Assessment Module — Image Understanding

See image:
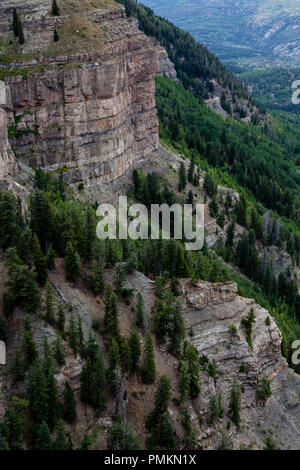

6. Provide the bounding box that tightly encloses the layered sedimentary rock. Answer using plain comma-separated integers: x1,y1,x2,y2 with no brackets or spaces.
0,1,160,186
181,279,300,449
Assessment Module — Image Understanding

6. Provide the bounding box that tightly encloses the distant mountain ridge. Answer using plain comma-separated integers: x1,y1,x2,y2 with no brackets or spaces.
141,0,300,68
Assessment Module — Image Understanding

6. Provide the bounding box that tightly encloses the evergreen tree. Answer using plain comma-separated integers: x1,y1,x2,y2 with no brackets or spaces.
156,411,176,449
45,365,60,430
68,313,78,355
52,0,60,16
226,221,235,248
92,351,106,409
12,8,19,37
104,285,120,340
90,260,104,296
136,292,144,328
109,337,120,371
228,379,241,430
17,15,25,45
52,420,72,450
32,234,48,286
120,338,132,374
182,341,201,398
54,334,65,366
179,361,190,402
188,156,195,184
23,316,37,367
256,375,272,401
63,382,76,424
57,304,65,333
178,162,187,192
187,189,194,205
10,353,24,383
80,433,92,450
36,421,52,450
27,360,49,425
132,169,141,198
47,243,56,271
53,29,59,42
108,420,141,450
65,241,81,283
129,323,141,372
45,281,55,325
168,301,185,356
141,332,156,384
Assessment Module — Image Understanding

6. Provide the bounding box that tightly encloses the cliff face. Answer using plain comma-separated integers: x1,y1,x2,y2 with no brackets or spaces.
180,279,300,450
0,1,159,186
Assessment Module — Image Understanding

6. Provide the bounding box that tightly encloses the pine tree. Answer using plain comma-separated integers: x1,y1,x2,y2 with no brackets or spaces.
179,361,190,402
10,353,24,383
178,162,187,192
63,381,76,424
90,260,104,296
226,221,235,248
157,411,176,449
104,286,120,340
52,0,60,16
129,323,141,373
188,156,195,184
80,358,93,404
108,420,141,450
168,301,185,356
136,292,144,328
23,316,37,367
92,351,106,409
68,314,78,355
228,379,241,430
45,366,60,430
183,341,201,398
17,16,25,45
187,189,194,204
45,281,55,325
141,332,156,384
53,29,59,42
52,420,72,450
120,338,132,374
77,315,85,356
32,233,48,286
109,337,120,371
46,243,56,271
65,241,81,283
57,304,65,333
36,421,52,450
54,334,65,366
12,8,19,37
80,433,92,450
132,169,141,198
27,360,49,425
146,375,171,431
83,207,95,262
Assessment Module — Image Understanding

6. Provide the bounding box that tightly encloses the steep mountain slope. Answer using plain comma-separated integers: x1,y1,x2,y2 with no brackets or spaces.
0,0,299,453
141,0,300,68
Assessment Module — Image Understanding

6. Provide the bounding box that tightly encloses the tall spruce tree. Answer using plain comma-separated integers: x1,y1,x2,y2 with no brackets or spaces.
178,162,187,192
141,332,156,384
52,0,60,16
129,323,141,373
63,381,76,424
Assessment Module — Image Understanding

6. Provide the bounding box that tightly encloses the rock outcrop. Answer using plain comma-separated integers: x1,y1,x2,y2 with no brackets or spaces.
181,280,300,449
0,1,160,186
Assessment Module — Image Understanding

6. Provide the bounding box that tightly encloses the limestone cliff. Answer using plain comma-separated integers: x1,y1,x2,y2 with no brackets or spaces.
0,0,159,186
